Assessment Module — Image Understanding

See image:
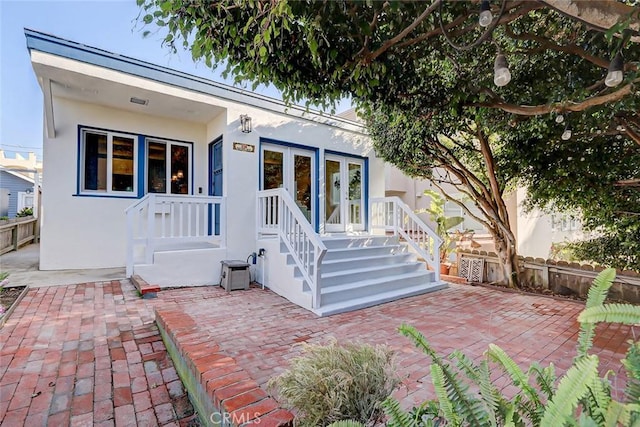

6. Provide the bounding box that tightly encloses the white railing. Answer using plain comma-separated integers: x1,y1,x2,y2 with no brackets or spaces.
370,197,443,282
257,188,327,309
125,194,226,277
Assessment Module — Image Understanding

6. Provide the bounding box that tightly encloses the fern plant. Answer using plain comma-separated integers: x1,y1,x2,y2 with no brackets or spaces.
383,268,640,427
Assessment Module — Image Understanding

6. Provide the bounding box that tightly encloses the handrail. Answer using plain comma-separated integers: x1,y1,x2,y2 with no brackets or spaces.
125,194,226,277
257,188,327,309
370,196,443,282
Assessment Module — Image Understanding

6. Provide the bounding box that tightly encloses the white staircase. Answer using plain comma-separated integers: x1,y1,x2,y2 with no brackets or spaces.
294,235,446,316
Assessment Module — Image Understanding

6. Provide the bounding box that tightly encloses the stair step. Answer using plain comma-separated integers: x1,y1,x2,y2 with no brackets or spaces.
320,253,416,273
313,282,447,316
322,244,403,261
320,263,424,287
320,271,435,305
321,235,398,249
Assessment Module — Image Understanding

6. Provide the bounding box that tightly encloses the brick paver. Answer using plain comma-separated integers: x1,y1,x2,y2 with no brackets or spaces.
0,280,197,426
0,279,636,425
155,283,635,409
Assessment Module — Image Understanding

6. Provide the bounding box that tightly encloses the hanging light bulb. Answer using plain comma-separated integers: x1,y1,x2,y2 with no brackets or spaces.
494,53,511,87
605,52,624,87
561,126,572,140
479,0,492,27
555,114,564,124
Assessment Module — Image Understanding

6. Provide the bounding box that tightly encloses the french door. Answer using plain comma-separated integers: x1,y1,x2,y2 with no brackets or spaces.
324,155,364,232
261,145,315,227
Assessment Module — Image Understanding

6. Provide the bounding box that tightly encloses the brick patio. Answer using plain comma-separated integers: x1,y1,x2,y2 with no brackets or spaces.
0,279,635,425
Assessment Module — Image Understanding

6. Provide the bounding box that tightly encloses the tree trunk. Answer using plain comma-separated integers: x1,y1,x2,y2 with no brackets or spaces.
491,227,520,288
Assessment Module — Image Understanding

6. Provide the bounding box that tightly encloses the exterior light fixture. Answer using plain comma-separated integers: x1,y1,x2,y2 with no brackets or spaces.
130,97,148,106
555,114,564,124
479,0,492,27
240,114,252,133
605,52,624,87
561,126,572,140
494,53,511,87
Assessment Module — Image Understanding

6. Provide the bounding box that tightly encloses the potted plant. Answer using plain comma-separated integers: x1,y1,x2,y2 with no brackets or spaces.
422,190,464,275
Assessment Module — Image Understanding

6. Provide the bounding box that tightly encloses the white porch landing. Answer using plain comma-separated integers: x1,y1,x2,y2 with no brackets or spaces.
132,242,226,288
258,234,447,316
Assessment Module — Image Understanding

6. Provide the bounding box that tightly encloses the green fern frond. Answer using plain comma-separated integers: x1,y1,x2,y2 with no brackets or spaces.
580,376,611,425
578,304,640,325
529,362,557,400
585,268,616,309
400,324,489,426
381,398,415,427
623,342,640,404
486,344,542,424
431,364,460,427
540,355,600,427
576,268,617,358
399,324,441,362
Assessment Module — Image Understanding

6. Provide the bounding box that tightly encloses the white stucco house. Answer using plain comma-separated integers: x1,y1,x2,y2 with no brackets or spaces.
26,29,445,315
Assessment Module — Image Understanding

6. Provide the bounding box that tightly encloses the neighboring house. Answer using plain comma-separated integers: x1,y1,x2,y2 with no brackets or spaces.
26,29,445,316
0,167,37,218
385,164,584,260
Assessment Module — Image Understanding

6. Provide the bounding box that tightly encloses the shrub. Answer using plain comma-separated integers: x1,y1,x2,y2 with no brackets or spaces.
16,207,33,217
383,268,640,427
268,339,401,426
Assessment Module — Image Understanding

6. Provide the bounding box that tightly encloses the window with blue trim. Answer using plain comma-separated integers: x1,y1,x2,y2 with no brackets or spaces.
146,139,191,194
80,129,137,195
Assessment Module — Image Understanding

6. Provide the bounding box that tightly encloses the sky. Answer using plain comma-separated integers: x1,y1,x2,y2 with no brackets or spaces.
0,0,351,160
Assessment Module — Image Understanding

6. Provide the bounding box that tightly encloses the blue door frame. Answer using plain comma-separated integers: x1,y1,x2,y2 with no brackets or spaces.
208,137,223,235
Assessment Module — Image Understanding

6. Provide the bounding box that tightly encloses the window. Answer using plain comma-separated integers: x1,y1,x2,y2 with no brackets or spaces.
146,139,191,195
81,129,137,195
551,214,581,231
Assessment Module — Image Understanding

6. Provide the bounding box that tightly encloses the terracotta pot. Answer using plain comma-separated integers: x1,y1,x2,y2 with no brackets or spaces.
440,264,450,275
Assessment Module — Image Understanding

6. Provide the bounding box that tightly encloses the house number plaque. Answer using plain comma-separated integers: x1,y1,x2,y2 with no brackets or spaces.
233,142,255,153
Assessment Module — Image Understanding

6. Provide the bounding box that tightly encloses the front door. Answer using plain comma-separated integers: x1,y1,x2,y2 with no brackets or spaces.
261,145,315,227
324,155,364,233
209,137,223,235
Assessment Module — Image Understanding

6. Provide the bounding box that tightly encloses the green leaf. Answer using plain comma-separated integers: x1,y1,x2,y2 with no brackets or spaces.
540,355,599,427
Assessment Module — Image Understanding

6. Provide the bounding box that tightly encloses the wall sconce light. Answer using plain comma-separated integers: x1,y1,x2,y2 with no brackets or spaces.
177,170,184,179
240,114,252,133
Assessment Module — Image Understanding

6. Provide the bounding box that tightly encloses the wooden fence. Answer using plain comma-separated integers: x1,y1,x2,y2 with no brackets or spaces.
0,217,38,255
458,249,640,304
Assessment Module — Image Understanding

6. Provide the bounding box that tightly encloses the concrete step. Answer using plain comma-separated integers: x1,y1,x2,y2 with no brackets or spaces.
320,262,425,287
320,253,415,273
322,244,403,261
320,271,435,305
321,235,398,249
313,281,447,317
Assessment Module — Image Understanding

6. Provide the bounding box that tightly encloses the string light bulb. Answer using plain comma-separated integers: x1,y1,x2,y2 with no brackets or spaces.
555,114,564,123
494,53,511,87
605,52,624,87
561,126,572,140
479,0,492,27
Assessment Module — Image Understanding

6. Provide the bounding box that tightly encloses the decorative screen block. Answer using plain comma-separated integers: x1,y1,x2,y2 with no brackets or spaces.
460,258,484,283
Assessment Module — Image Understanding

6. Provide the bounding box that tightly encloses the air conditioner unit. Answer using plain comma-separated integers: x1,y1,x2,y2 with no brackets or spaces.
220,260,250,291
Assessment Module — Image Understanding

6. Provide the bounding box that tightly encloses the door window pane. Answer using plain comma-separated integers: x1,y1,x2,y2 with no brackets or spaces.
325,159,341,224
348,163,362,225
171,145,189,194
294,154,312,221
148,142,166,193
263,150,284,190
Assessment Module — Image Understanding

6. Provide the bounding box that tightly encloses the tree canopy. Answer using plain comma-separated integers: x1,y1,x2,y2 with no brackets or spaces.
138,0,640,273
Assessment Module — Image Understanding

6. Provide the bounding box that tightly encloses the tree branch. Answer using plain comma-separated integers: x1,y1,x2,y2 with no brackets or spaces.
430,180,494,231
475,80,637,115
365,0,441,62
